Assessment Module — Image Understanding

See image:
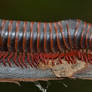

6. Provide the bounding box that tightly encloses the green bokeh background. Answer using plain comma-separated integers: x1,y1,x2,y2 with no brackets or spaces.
0,0,92,92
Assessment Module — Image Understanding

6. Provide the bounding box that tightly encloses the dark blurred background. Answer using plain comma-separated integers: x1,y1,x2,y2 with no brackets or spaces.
0,0,92,92
0,0,92,22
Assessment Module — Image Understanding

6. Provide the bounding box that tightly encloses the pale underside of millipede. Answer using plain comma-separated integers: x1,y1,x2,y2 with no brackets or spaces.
0,19,92,82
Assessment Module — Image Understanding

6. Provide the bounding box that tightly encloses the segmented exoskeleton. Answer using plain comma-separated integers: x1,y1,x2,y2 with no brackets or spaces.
0,19,92,68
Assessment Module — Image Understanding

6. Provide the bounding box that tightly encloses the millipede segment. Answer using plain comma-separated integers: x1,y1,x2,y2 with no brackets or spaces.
0,19,91,68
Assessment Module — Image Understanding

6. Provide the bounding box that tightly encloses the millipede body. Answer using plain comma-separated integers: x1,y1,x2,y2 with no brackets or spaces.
0,19,92,70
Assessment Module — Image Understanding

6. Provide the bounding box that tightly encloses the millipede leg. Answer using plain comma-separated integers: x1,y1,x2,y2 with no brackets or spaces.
7,52,13,67
30,54,37,68
13,52,19,67
18,53,24,68
2,52,8,66
22,53,27,68
27,53,33,67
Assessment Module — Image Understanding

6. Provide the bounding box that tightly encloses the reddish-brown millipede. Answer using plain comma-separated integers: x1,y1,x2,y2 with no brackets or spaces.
0,19,92,68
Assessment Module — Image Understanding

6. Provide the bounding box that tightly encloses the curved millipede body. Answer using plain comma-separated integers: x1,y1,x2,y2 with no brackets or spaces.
0,19,92,68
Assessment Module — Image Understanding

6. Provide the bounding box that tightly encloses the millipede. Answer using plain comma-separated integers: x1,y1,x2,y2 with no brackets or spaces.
0,19,92,69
